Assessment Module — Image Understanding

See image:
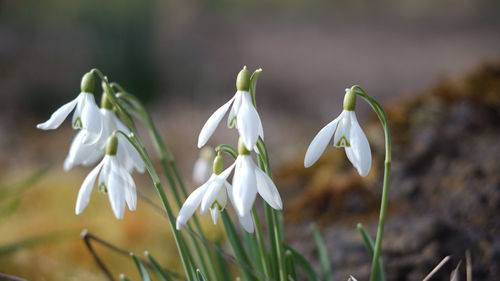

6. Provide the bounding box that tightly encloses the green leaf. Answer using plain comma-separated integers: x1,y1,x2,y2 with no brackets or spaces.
196,269,207,281
145,251,174,281
130,253,152,281
249,69,262,108
214,241,233,281
311,224,333,281
357,223,386,281
284,250,297,281
284,245,321,281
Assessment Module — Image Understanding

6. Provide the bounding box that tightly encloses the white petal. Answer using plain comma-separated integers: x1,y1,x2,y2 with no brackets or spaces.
80,93,103,144
37,96,79,130
347,112,371,177
123,167,137,211
72,93,86,129
107,158,126,219
209,208,219,224
64,130,104,171
237,93,261,150
115,115,145,173
333,110,350,148
198,96,235,148
98,156,112,189
304,113,342,168
200,163,234,213
75,160,104,215
176,179,211,230
255,166,282,210
227,91,242,128
238,212,254,233
200,178,224,214
232,156,257,217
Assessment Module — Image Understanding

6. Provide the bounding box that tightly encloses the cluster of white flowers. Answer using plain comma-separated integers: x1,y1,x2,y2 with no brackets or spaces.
37,72,144,219
177,66,282,233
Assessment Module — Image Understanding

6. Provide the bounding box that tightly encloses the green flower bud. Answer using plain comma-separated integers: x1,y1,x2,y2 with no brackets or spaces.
343,87,357,111
105,134,118,156
236,66,250,91
238,138,250,155
101,93,113,110
81,72,95,93
213,155,224,175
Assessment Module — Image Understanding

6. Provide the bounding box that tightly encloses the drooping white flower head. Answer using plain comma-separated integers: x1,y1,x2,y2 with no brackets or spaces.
230,139,282,218
177,155,255,232
63,96,145,174
192,147,215,185
75,134,137,219
37,72,102,143
198,66,264,151
304,88,372,177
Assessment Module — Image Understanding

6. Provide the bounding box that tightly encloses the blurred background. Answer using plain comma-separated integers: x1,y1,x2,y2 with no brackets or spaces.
1,0,499,280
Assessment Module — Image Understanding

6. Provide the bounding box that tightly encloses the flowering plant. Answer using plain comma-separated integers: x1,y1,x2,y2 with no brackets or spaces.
37,67,393,281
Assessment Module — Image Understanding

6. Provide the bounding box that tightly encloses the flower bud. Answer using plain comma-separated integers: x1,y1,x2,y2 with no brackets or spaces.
343,87,357,111
100,92,113,110
105,134,118,156
81,72,95,93
238,138,250,155
236,66,250,91
212,155,224,175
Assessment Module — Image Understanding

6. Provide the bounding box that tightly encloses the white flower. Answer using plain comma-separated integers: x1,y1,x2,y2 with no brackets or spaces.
75,153,137,219
63,108,145,174
176,163,255,232
197,90,264,151
230,152,282,218
37,72,102,143
347,276,357,281
304,109,372,177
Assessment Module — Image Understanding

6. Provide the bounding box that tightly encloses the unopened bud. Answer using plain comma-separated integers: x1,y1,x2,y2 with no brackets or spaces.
105,134,118,156
236,66,250,91
81,72,95,93
237,138,250,155
343,87,357,111
213,155,224,175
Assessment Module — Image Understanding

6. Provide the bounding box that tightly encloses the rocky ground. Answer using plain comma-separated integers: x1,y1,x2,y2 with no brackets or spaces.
279,62,500,280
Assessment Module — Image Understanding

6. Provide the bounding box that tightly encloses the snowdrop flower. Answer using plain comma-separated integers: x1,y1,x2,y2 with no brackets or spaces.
230,139,282,217
304,88,372,177
347,276,357,281
192,147,215,185
75,134,137,219
63,94,145,174
37,72,102,143
198,66,264,151
177,155,254,232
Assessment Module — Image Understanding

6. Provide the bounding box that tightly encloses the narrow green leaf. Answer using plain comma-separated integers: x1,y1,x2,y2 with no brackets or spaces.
284,250,297,281
249,69,262,108
357,223,386,281
284,245,320,281
221,211,255,281
130,253,152,281
243,231,263,272
311,224,333,281
214,241,233,281
145,251,174,281
196,269,207,281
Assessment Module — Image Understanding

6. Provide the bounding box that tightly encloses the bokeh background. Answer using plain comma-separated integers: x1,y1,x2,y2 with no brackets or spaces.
1,0,500,280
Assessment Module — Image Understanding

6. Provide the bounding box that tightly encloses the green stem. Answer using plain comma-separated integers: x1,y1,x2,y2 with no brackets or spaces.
111,83,217,280
251,208,271,278
91,69,195,281
256,138,286,281
352,85,391,281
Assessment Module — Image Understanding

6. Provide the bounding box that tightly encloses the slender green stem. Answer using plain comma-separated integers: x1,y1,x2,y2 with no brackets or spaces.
91,69,195,281
251,208,271,278
111,83,217,280
256,138,286,281
352,85,391,281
